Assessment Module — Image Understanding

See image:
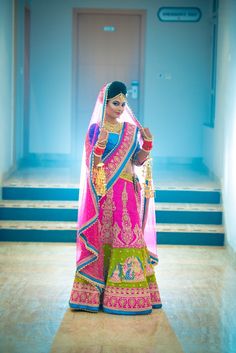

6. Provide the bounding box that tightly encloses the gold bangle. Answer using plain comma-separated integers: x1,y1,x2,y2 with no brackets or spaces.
141,131,152,141
97,139,107,146
96,143,106,149
143,136,153,142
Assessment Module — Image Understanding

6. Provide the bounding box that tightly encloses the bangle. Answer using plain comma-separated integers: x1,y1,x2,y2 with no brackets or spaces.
143,136,152,142
141,130,152,141
97,143,106,149
142,140,153,151
97,139,107,147
94,145,105,156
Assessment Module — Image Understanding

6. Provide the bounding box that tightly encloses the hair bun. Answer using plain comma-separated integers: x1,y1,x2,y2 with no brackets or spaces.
107,81,127,99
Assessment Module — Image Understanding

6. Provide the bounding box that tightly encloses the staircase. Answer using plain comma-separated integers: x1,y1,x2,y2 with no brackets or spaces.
0,178,224,246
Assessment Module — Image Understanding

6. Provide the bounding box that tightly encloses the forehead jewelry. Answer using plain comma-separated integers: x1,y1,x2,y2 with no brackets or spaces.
107,93,127,103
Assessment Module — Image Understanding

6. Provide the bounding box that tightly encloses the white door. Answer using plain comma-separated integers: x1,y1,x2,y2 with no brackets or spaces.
73,11,144,160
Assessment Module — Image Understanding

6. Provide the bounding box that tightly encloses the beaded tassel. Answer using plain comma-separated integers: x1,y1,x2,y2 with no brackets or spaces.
143,158,154,198
94,163,106,196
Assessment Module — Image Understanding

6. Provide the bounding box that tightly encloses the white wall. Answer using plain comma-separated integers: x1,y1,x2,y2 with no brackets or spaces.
0,0,14,195
203,0,236,252
29,0,212,163
145,0,211,161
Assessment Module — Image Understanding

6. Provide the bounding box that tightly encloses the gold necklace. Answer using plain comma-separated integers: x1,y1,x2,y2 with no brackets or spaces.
103,120,122,133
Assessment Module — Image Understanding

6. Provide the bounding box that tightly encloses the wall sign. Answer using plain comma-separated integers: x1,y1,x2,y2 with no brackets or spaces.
103,26,116,32
157,7,202,22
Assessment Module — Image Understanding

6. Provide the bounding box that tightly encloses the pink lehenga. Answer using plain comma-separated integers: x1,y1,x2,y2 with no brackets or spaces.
69,84,162,315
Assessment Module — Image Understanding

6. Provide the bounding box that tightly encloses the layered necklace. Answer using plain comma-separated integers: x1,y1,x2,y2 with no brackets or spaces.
103,120,123,133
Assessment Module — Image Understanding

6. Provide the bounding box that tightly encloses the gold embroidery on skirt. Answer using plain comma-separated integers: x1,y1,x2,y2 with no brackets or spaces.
120,182,133,245
101,188,116,243
133,223,144,247
113,222,121,240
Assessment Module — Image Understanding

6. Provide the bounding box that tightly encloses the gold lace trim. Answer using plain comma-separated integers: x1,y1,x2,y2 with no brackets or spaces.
119,171,134,182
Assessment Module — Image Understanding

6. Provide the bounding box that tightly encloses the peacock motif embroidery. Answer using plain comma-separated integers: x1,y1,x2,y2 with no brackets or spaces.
109,256,145,283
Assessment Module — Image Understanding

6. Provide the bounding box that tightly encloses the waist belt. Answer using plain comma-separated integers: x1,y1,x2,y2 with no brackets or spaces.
119,171,134,182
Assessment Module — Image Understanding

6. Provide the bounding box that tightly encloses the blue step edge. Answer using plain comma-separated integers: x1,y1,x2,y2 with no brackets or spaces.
155,190,221,203
2,187,79,201
0,229,224,246
157,232,224,246
0,208,222,225
2,187,221,203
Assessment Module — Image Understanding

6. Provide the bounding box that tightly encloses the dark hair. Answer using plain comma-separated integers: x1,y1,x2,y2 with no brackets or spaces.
107,81,127,100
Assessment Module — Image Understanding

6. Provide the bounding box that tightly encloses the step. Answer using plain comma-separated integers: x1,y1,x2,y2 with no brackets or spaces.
2,186,79,201
0,200,78,208
0,221,224,246
156,203,223,224
155,189,221,203
0,200,223,224
0,200,78,221
156,223,224,246
0,220,76,242
2,184,221,203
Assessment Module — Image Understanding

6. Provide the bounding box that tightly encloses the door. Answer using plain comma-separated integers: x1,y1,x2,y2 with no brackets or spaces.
72,10,145,160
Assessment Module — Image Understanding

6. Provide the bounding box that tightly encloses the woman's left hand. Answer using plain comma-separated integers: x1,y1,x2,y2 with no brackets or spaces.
140,128,152,141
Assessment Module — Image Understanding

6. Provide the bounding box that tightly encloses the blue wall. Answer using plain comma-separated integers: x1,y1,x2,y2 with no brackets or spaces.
0,0,14,196
27,0,212,164
203,0,236,252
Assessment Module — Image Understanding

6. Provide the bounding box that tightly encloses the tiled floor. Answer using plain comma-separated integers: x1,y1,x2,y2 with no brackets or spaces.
0,243,235,353
0,165,230,352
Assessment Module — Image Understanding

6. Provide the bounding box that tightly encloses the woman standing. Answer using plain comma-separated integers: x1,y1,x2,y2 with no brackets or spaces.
69,81,162,315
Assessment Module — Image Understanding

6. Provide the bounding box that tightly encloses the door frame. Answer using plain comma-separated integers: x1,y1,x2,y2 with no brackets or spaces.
71,8,146,160
23,5,31,158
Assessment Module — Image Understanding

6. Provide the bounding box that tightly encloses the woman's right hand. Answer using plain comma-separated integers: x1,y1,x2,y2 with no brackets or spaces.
97,127,109,146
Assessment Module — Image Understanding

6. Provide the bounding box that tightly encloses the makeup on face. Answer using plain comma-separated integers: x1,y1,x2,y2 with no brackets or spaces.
106,96,127,120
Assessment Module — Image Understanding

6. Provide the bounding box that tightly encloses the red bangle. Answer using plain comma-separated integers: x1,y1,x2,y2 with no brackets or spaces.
142,140,153,151
94,145,105,156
